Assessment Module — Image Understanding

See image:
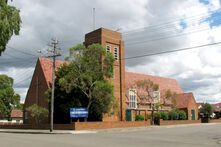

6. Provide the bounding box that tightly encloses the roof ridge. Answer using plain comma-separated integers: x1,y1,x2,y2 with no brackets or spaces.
125,71,177,81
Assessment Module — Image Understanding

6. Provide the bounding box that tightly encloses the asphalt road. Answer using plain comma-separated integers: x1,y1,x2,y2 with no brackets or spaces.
0,123,221,147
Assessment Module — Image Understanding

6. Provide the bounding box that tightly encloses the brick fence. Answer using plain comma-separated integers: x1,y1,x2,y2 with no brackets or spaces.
0,119,220,130
73,121,150,130
0,121,150,130
160,120,201,125
210,119,221,123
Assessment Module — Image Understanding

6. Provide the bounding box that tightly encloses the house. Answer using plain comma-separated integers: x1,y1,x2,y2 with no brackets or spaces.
175,93,198,120
0,109,23,124
24,27,197,124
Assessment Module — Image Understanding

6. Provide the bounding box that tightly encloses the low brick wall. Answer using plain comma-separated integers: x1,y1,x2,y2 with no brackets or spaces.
73,121,150,130
0,123,73,130
210,119,221,123
160,120,201,126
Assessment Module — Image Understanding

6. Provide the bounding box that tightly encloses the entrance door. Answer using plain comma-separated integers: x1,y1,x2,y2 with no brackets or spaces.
126,109,132,121
191,109,195,120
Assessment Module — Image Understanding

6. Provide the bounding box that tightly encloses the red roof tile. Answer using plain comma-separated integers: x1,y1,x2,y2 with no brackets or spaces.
125,72,183,105
212,102,221,111
125,72,183,94
175,93,195,108
11,109,23,118
39,57,65,87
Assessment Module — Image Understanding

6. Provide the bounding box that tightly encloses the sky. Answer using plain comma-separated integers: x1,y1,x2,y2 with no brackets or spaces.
0,0,221,103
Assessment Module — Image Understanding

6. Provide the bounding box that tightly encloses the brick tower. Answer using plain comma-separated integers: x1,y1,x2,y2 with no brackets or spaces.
84,28,126,121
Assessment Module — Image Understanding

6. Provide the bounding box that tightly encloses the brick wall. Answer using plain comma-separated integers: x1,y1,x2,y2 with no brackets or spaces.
0,121,150,130
74,121,150,130
160,120,200,125
210,119,221,123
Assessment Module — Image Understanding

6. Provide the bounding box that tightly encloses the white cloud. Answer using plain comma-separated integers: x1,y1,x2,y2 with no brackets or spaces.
1,0,221,103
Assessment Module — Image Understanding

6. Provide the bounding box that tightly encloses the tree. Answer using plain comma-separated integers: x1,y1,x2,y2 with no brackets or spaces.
27,104,49,125
135,80,177,124
57,44,115,121
200,103,214,117
0,0,21,55
0,74,20,119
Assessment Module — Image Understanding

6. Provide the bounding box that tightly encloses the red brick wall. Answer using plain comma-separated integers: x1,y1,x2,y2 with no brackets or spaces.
210,119,221,123
161,120,200,125
24,59,50,124
187,95,198,120
74,121,150,130
85,28,126,121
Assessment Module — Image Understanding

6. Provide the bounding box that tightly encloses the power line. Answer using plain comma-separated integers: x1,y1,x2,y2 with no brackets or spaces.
6,46,37,57
124,41,221,60
122,8,221,35
125,26,211,46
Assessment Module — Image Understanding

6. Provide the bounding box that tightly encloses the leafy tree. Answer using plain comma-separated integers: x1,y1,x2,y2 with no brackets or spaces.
160,111,169,120
135,80,177,124
168,109,179,120
200,103,214,117
135,115,144,121
27,104,49,125
56,44,115,122
0,0,21,55
0,74,20,119
178,110,187,120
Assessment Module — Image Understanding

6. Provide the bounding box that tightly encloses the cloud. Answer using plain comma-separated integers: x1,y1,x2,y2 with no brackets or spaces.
1,0,221,103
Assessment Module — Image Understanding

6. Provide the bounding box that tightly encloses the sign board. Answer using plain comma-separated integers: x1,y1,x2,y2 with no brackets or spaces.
70,108,88,118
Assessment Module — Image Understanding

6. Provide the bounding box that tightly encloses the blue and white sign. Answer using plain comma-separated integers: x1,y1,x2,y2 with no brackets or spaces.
70,108,88,118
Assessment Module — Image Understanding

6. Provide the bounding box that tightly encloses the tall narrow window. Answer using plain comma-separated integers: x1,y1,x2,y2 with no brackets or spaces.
128,89,137,109
114,47,119,60
106,45,111,53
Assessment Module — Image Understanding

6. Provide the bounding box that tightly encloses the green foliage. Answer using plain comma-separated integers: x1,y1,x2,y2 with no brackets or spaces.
154,112,161,118
136,79,159,92
27,104,48,124
168,109,187,120
0,0,21,55
178,110,187,120
160,112,169,120
135,115,144,121
0,74,20,118
54,44,115,122
168,109,179,120
200,103,214,116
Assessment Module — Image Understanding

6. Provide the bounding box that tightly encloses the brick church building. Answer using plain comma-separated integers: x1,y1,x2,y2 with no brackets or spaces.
24,28,198,124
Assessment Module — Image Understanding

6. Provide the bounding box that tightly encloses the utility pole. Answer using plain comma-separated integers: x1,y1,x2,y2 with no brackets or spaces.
47,38,61,132
93,8,95,30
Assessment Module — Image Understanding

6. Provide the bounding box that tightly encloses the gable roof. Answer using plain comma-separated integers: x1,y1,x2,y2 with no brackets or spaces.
125,72,183,94
212,102,221,111
38,57,65,87
11,109,23,118
175,93,195,108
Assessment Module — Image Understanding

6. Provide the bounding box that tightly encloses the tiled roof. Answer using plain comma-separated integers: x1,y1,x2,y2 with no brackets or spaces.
212,102,221,111
11,109,23,118
175,93,194,109
125,72,183,94
125,72,183,105
39,57,65,87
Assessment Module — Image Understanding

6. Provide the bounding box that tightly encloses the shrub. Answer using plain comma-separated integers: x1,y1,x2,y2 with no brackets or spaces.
168,110,179,120
135,115,144,121
160,112,169,120
178,110,187,120
154,112,161,118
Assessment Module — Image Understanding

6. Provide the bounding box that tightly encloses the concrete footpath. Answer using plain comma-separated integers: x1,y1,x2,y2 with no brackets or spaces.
0,123,219,134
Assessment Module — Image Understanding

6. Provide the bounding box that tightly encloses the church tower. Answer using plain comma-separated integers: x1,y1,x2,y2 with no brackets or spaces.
84,28,126,121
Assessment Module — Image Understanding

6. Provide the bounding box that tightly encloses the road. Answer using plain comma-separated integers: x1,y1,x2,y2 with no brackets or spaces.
0,123,220,147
